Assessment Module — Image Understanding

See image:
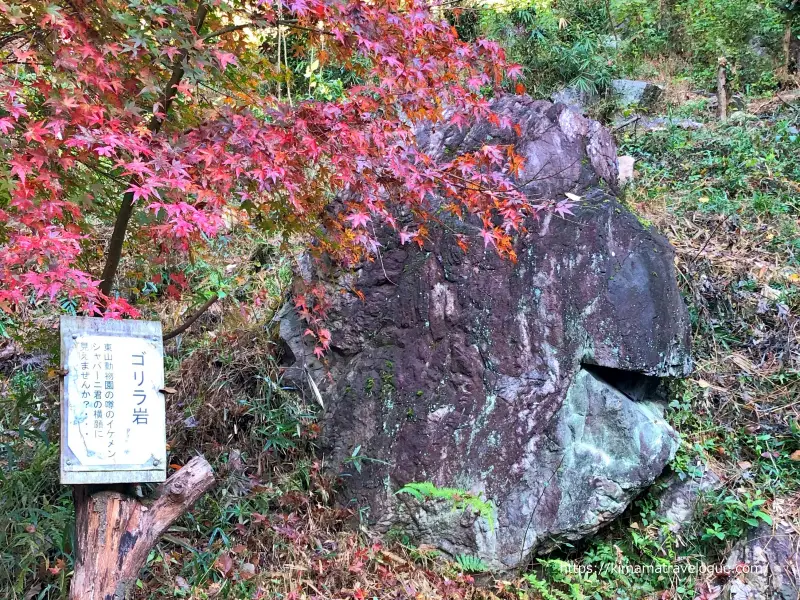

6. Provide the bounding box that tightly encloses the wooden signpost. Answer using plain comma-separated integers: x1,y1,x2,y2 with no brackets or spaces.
60,316,215,600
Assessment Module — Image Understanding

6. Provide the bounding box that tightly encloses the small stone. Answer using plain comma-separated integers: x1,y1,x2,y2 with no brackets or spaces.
618,155,636,185
653,466,722,535
239,563,256,580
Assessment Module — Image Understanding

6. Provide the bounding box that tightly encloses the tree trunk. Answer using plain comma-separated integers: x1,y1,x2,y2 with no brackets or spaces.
98,3,209,299
781,21,792,83
717,57,728,121
603,0,618,43
69,456,215,600
659,0,674,34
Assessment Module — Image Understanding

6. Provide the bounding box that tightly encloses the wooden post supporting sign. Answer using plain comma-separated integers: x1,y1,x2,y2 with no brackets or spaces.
60,316,215,599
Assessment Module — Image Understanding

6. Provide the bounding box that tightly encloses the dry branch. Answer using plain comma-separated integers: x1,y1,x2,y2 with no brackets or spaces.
163,294,220,341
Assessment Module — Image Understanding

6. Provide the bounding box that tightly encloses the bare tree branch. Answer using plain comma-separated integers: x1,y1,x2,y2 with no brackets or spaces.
163,294,220,341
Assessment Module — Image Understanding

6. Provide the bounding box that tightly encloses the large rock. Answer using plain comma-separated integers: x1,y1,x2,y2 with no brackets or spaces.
280,96,691,571
611,79,664,109
552,79,664,113
722,521,800,600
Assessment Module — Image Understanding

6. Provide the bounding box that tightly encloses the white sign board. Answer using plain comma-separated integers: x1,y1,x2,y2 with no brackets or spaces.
60,316,167,484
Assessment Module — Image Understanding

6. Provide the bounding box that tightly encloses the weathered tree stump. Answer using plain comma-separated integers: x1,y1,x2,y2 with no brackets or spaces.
717,56,728,121
69,456,215,600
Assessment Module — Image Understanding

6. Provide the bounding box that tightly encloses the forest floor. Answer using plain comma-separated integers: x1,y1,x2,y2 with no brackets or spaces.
1,88,799,600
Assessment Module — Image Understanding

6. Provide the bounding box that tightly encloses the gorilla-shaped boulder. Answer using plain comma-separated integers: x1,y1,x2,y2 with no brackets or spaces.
280,96,691,570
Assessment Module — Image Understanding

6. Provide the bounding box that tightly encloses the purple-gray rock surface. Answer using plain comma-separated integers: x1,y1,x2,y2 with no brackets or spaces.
722,521,800,600
280,96,691,570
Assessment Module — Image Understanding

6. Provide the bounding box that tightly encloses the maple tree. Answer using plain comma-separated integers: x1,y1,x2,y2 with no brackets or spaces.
0,0,553,351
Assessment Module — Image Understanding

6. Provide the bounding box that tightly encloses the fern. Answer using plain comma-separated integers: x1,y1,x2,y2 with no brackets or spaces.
524,573,574,600
455,554,489,573
395,482,496,531
524,559,605,600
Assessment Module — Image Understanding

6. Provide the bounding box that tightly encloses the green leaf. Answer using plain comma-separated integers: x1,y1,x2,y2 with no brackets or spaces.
754,511,772,525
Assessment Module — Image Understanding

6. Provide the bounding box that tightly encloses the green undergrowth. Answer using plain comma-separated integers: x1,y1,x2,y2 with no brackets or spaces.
0,368,73,599
0,327,490,599
623,111,800,225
